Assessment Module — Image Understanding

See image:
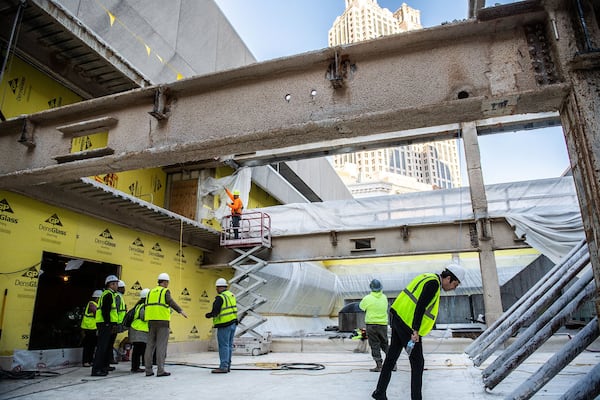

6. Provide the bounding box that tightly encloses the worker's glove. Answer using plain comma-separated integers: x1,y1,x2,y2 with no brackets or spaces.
117,323,125,333
205,312,211,318
111,324,119,334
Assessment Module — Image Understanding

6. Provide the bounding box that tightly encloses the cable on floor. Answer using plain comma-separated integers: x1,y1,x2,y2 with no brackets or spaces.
167,361,325,371
0,369,61,380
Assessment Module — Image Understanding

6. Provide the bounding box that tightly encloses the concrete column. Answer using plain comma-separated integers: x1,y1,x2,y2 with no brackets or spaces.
461,121,503,325
547,0,600,321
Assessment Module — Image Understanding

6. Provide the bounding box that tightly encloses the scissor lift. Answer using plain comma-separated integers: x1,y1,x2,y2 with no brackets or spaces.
221,212,272,354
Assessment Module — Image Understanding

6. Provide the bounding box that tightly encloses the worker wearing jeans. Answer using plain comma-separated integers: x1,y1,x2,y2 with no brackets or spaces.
206,278,238,373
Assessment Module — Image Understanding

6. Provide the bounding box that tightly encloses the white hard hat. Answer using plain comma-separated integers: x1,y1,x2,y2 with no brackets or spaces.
92,290,103,298
105,275,119,285
158,272,170,281
215,278,228,287
446,263,466,283
140,288,150,298
118,280,125,288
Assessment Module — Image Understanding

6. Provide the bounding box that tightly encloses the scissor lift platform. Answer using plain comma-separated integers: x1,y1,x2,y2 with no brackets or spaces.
221,212,272,347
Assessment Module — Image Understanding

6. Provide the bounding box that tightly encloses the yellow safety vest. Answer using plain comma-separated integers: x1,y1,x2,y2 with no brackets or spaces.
145,286,171,321
96,290,119,323
213,290,237,326
116,293,127,323
80,300,98,330
391,273,440,336
130,303,149,332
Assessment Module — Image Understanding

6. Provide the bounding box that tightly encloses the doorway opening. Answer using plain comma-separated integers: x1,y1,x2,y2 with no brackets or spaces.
29,251,120,350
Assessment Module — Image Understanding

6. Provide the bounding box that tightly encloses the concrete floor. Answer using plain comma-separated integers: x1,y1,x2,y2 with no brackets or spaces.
1,338,599,400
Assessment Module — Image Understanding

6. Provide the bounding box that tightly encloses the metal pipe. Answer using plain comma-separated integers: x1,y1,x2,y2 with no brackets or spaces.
465,240,587,356
575,0,597,53
507,317,599,400
0,0,26,121
558,355,600,400
483,268,594,378
483,278,596,389
471,250,590,366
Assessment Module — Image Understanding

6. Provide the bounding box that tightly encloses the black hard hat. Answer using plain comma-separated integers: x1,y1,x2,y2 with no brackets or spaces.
369,279,382,291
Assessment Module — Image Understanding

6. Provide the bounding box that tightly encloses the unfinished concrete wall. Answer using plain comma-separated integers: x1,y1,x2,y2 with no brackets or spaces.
56,0,256,83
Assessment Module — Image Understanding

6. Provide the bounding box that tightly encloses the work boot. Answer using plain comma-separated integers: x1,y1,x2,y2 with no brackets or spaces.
371,390,387,400
370,360,383,372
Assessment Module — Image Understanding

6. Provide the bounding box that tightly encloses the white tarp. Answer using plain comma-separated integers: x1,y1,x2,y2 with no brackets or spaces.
200,173,584,336
253,176,582,262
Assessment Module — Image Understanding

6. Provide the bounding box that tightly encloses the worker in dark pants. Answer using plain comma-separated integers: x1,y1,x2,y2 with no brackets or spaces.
225,188,243,239
80,289,102,367
359,279,390,372
91,275,120,376
372,264,465,400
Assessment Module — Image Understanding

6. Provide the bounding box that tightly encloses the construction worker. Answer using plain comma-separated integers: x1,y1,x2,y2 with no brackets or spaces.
144,273,188,377
359,279,390,372
372,263,466,400
80,289,102,367
116,280,128,325
225,188,243,239
129,288,149,373
205,278,238,373
107,279,128,364
91,275,120,376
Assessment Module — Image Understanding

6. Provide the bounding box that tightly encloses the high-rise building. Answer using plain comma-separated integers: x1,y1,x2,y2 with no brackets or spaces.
329,1,462,196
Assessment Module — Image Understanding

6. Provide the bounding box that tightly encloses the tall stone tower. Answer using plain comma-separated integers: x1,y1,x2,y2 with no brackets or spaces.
329,1,461,196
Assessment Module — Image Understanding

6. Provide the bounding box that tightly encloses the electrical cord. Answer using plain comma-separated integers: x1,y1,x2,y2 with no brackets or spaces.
166,361,325,371
0,369,60,380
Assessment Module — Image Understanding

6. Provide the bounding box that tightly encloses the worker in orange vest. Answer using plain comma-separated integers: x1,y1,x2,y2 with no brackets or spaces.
225,188,243,239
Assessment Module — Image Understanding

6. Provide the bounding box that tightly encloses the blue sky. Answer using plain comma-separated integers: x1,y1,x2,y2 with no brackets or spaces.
213,0,570,185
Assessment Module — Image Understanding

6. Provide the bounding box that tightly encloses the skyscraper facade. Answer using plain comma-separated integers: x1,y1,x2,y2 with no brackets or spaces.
329,0,462,195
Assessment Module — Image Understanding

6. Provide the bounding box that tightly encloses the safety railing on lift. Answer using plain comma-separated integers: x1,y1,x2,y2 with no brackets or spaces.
220,211,271,248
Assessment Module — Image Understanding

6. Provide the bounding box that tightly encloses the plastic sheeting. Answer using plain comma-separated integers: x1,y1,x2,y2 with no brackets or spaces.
197,167,252,221
254,177,582,262
250,262,343,317
200,173,584,337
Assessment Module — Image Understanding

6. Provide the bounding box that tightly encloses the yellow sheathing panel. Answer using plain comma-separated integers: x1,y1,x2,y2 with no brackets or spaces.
248,182,280,208
71,132,109,152
0,56,81,118
0,191,226,355
93,168,167,207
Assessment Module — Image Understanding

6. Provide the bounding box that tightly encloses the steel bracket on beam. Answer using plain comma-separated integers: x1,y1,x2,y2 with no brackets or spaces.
401,225,409,241
148,86,170,120
477,218,492,241
330,230,338,246
326,51,353,89
17,118,35,148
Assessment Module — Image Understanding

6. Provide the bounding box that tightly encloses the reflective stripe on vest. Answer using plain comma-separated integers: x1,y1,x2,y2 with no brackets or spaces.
130,303,149,332
96,290,119,323
116,293,127,323
145,286,171,321
390,273,440,336
80,300,97,330
213,290,237,326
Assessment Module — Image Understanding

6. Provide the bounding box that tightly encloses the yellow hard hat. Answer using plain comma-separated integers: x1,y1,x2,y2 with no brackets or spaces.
233,190,240,195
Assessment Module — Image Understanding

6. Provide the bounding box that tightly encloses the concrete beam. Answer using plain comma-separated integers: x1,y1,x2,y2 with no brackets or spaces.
0,6,568,189
202,218,528,267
